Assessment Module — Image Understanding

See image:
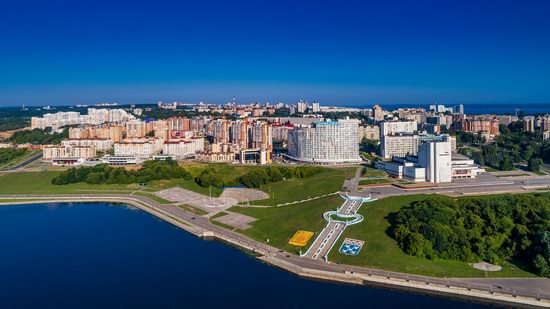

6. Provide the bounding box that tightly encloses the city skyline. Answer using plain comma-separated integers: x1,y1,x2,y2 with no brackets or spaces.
1,0,550,106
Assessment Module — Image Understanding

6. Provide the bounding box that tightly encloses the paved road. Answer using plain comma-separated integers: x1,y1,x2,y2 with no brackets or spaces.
2,193,549,305
0,151,43,171
343,166,363,193
357,174,550,199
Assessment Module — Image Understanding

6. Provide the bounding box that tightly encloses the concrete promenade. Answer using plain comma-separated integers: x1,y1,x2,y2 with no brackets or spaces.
1,194,549,307
303,198,363,260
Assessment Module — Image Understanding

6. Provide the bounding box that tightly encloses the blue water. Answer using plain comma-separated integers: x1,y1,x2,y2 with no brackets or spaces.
355,103,550,115
0,202,486,308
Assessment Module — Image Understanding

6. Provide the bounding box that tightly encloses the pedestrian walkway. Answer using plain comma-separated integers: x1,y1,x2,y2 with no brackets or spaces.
302,194,376,261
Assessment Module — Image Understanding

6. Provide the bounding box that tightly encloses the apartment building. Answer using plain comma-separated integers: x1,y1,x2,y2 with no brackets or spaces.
287,119,361,164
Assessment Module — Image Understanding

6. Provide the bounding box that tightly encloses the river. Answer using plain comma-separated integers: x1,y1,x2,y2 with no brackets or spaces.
0,202,487,308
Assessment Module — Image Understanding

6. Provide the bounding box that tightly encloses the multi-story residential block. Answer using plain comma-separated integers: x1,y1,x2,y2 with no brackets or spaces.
358,125,380,141
311,102,320,113
372,104,384,121
297,100,308,113
272,124,293,141
162,138,205,159
31,108,134,130
196,151,236,163
454,116,500,136
524,116,536,132
379,121,417,137
287,119,361,164
114,138,163,158
380,133,449,158
43,145,96,160
126,119,147,138
542,116,550,132
61,138,113,151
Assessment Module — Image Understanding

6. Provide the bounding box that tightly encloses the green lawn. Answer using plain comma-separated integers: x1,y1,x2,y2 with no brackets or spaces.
230,195,343,254
0,170,224,197
360,151,375,161
0,198,50,204
250,167,356,206
358,178,391,186
0,171,135,195
327,195,537,278
362,167,387,177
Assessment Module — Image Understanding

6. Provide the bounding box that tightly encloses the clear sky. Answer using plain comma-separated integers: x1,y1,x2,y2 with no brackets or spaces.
1,0,549,106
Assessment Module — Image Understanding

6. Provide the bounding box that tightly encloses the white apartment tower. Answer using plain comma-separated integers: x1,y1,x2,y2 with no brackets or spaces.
311,101,320,113
297,100,308,113
287,119,361,164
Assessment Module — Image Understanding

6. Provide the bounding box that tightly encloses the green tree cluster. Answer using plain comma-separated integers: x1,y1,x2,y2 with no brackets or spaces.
9,128,69,145
0,148,28,165
392,194,550,277
237,166,324,188
51,160,191,185
458,121,550,172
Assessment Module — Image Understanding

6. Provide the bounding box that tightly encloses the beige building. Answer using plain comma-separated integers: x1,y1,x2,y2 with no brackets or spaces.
163,138,205,159
196,151,236,162
372,104,384,121
114,138,163,158
358,125,380,141
43,145,96,160
62,138,113,151
524,116,535,132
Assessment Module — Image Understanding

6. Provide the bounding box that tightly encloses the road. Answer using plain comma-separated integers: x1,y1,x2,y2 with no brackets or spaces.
0,151,43,171
1,193,549,306
357,173,550,199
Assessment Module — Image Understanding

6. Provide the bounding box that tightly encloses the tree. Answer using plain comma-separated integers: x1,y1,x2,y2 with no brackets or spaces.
534,255,550,277
499,156,514,171
392,194,550,276
528,158,543,172
403,232,432,258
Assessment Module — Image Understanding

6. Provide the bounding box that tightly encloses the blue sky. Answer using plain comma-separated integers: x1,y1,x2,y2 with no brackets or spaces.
1,0,549,106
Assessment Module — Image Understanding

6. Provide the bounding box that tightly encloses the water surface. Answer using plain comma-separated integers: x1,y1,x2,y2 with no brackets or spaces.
0,202,486,308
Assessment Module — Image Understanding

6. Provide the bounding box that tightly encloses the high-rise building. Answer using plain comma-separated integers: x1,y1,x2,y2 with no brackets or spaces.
287,119,361,164
456,104,464,115
418,140,452,183
540,116,550,132
297,100,308,113
311,101,320,113
524,116,535,132
372,104,384,121
229,120,249,148
289,106,296,115
212,119,230,144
